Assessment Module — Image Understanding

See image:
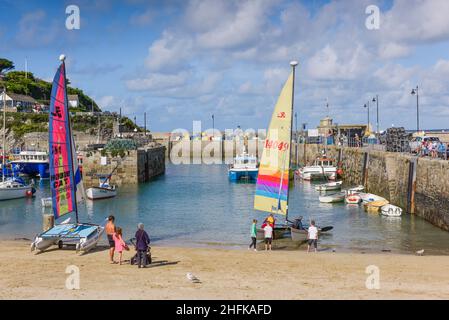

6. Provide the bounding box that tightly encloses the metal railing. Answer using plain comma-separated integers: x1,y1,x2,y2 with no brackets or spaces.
300,135,448,160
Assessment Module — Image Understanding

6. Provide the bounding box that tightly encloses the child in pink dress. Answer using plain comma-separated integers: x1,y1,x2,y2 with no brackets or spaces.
112,227,127,265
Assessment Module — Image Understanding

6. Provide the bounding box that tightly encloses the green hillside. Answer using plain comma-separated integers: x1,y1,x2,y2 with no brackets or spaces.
0,58,100,112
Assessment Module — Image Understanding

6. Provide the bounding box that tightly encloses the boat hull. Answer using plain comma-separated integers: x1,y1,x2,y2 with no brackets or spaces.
228,169,258,181
381,204,402,217
0,185,33,201
86,186,117,200
10,162,49,179
319,192,345,203
256,226,289,241
31,221,105,253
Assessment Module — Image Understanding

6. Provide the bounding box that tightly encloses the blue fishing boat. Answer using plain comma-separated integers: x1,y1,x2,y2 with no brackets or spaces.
228,150,258,181
10,150,49,179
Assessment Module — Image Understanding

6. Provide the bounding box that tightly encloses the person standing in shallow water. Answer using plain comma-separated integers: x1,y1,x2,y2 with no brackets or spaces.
249,219,257,251
105,215,116,264
135,223,150,268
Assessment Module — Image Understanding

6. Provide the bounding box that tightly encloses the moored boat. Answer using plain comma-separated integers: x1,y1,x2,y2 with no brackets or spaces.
228,149,258,181
86,177,117,200
359,193,387,204
0,178,34,201
364,199,389,213
345,193,362,204
315,180,342,192
319,191,346,203
299,157,337,181
381,204,402,217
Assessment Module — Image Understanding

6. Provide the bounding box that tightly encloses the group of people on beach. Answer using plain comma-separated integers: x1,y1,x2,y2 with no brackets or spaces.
105,215,151,267
249,214,318,253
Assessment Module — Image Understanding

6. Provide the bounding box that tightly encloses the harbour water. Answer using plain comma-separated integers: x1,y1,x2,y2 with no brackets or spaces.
1,164,449,255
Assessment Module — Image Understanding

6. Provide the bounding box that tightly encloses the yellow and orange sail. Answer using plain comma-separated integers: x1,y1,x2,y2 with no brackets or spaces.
254,72,293,215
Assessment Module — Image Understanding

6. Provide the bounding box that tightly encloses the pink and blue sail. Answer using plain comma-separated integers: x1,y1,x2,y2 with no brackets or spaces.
49,61,78,220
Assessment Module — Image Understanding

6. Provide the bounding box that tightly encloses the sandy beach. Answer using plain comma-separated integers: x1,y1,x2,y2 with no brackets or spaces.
1,239,448,300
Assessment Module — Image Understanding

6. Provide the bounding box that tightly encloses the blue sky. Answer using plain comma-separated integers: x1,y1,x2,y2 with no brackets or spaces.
1,0,449,132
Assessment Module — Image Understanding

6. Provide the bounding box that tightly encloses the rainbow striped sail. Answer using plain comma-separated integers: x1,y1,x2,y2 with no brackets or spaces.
254,72,294,215
49,61,77,219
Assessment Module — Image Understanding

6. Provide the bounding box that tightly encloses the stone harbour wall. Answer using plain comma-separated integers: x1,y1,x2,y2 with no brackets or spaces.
297,144,449,231
81,145,165,187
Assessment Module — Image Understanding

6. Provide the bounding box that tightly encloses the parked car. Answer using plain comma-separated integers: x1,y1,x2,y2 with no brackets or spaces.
409,136,441,154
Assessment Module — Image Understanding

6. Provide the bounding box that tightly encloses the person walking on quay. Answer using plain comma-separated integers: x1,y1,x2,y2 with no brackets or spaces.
263,222,273,251
135,223,151,268
307,220,318,253
105,215,116,264
249,219,258,252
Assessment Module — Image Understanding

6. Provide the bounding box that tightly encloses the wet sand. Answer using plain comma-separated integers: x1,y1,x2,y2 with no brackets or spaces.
1,240,449,300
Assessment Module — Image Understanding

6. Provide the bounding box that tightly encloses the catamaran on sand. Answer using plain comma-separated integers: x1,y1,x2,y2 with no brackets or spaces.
31,55,105,253
253,61,332,240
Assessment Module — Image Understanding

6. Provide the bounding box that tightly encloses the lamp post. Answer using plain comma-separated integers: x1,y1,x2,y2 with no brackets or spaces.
372,95,379,134
411,86,419,132
364,101,370,133
212,114,214,138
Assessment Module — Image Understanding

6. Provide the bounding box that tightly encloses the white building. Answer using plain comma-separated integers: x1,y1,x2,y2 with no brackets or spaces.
68,94,79,108
0,92,37,112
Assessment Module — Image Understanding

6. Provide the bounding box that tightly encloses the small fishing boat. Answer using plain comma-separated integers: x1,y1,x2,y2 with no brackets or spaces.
319,191,346,203
315,180,342,192
381,204,402,217
86,177,117,200
364,199,389,213
298,157,337,181
359,193,387,204
348,185,364,193
345,193,362,204
228,148,258,181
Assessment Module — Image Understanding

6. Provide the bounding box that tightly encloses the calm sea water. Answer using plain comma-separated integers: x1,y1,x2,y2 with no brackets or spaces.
1,164,449,255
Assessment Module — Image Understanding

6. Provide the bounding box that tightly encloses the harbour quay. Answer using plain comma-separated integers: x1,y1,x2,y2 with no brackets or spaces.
299,143,449,232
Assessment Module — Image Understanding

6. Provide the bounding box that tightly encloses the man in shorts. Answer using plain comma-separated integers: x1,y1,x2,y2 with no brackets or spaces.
263,223,273,251
105,215,116,263
307,220,318,253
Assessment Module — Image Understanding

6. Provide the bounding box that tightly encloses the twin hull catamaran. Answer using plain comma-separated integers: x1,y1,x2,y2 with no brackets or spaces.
31,56,105,253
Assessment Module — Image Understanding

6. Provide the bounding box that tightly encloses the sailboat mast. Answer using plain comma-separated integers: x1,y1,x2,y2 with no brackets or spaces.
61,58,79,223
2,87,5,182
286,60,298,221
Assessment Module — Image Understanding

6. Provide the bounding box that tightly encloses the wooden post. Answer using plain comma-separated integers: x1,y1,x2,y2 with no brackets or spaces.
42,214,54,232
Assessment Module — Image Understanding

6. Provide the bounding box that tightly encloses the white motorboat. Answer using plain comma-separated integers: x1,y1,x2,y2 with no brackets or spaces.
319,191,346,203
315,180,342,192
381,204,403,217
86,177,117,200
228,149,258,181
298,157,337,181
0,178,34,201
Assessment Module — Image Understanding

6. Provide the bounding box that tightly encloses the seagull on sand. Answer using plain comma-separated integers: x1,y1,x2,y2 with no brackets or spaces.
416,249,424,256
186,272,201,283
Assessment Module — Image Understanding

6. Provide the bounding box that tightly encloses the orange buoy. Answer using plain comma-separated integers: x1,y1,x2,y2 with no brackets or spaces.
26,190,33,197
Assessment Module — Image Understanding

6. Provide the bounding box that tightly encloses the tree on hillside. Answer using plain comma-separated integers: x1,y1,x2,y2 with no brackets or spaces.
0,58,15,75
